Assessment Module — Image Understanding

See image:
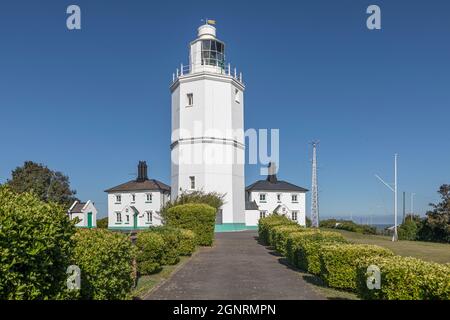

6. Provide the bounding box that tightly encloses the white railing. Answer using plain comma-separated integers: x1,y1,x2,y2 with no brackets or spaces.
172,62,243,84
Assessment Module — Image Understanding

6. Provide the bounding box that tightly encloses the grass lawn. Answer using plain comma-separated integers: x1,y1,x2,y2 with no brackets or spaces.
323,228,450,264
131,255,193,299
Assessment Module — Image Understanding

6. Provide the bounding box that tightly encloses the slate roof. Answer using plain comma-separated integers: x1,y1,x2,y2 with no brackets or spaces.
105,179,171,193
245,201,259,210
246,179,308,192
70,202,86,213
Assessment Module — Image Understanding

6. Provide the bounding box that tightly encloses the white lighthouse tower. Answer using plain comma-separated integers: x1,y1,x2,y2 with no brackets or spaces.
170,22,245,226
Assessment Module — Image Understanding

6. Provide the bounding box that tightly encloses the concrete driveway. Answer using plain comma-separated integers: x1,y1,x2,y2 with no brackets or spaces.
145,231,324,300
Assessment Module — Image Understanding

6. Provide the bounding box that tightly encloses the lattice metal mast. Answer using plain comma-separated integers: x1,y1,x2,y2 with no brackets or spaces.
311,142,319,228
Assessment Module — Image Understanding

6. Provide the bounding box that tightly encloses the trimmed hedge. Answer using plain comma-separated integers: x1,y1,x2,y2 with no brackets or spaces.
72,229,136,300
178,229,196,256
319,244,394,290
149,227,182,265
135,231,165,275
166,203,216,246
0,186,77,300
271,225,305,255
258,215,297,245
287,231,348,275
356,256,450,300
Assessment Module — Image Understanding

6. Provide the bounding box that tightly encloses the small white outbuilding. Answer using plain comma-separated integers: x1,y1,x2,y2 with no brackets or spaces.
68,200,98,228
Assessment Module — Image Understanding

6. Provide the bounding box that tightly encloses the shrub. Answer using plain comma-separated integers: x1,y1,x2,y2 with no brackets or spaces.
135,231,165,275
150,227,181,265
165,203,216,246
271,225,304,254
178,229,196,256
398,219,419,241
161,190,224,221
286,231,348,275
258,215,297,245
96,217,108,229
0,186,77,299
72,229,136,300
320,219,377,235
319,244,394,291
356,256,450,300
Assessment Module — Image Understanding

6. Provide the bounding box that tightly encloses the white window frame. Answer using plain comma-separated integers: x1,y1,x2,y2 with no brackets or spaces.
146,193,152,203
190,176,196,190
235,88,240,103
277,193,282,203
186,93,194,107
115,194,121,204
146,211,153,223
116,212,122,223
292,211,298,221
259,193,267,203
131,194,136,203
260,211,266,219
291,194,298,203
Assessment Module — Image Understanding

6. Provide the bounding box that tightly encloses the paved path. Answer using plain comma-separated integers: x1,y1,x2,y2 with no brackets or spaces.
145,231,324,300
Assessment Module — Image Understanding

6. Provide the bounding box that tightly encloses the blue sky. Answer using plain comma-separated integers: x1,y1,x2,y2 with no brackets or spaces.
1,0,449,223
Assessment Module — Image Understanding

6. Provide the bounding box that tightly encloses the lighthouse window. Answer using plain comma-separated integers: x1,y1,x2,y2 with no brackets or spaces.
235,89,240,103
187,93,193,107
201,40,225,68
190,176,196,189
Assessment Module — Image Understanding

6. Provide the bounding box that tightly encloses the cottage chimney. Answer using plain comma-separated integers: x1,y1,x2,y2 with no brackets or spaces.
267,162,278,183
137,161,148,182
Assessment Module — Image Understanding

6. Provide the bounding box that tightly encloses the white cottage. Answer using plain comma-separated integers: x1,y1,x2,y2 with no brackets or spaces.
105,161,170,230
245,163,308,226
68,200,98,228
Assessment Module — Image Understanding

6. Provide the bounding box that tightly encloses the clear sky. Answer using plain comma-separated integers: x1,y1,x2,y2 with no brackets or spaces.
1,0,449,223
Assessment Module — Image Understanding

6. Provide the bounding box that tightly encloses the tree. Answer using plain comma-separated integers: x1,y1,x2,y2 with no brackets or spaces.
418,184,450,243
97,217,108,229
7,161,78,208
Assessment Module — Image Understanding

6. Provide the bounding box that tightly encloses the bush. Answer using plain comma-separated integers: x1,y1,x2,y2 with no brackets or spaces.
135,231,165,275
178,229,196,256
258,215,297,245
398,219,419,241
0,186,77,299
271,225,304,254
165,203,216,246
320,219,377,235
150,227,181,265
319,244,394,291
356,256,450,300
286,231,348,275
96,217,108,229
72,229,136,300
161,190,224,221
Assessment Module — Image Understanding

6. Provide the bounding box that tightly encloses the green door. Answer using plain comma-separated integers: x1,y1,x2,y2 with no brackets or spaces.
133,214,138,229
87,212,93,228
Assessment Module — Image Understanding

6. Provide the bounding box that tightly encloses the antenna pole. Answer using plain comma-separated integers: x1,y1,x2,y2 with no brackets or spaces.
393,154,398,241
311,141,319,228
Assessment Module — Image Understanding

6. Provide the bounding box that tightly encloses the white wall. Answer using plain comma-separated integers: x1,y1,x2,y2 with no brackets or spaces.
107,191,167,229
245,209,260,227
69,201,97,228
171,73,245,224
248,191,306,226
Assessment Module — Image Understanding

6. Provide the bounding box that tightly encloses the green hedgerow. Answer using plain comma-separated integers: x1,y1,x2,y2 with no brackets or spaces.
258,215,298,246
356,255,450,300
319,244,394,291
135,231,165,275
286,231,348,274
0,186,77,300
178,229,196,256
165,203,216,246
149,226,182,265
72,229,136,300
